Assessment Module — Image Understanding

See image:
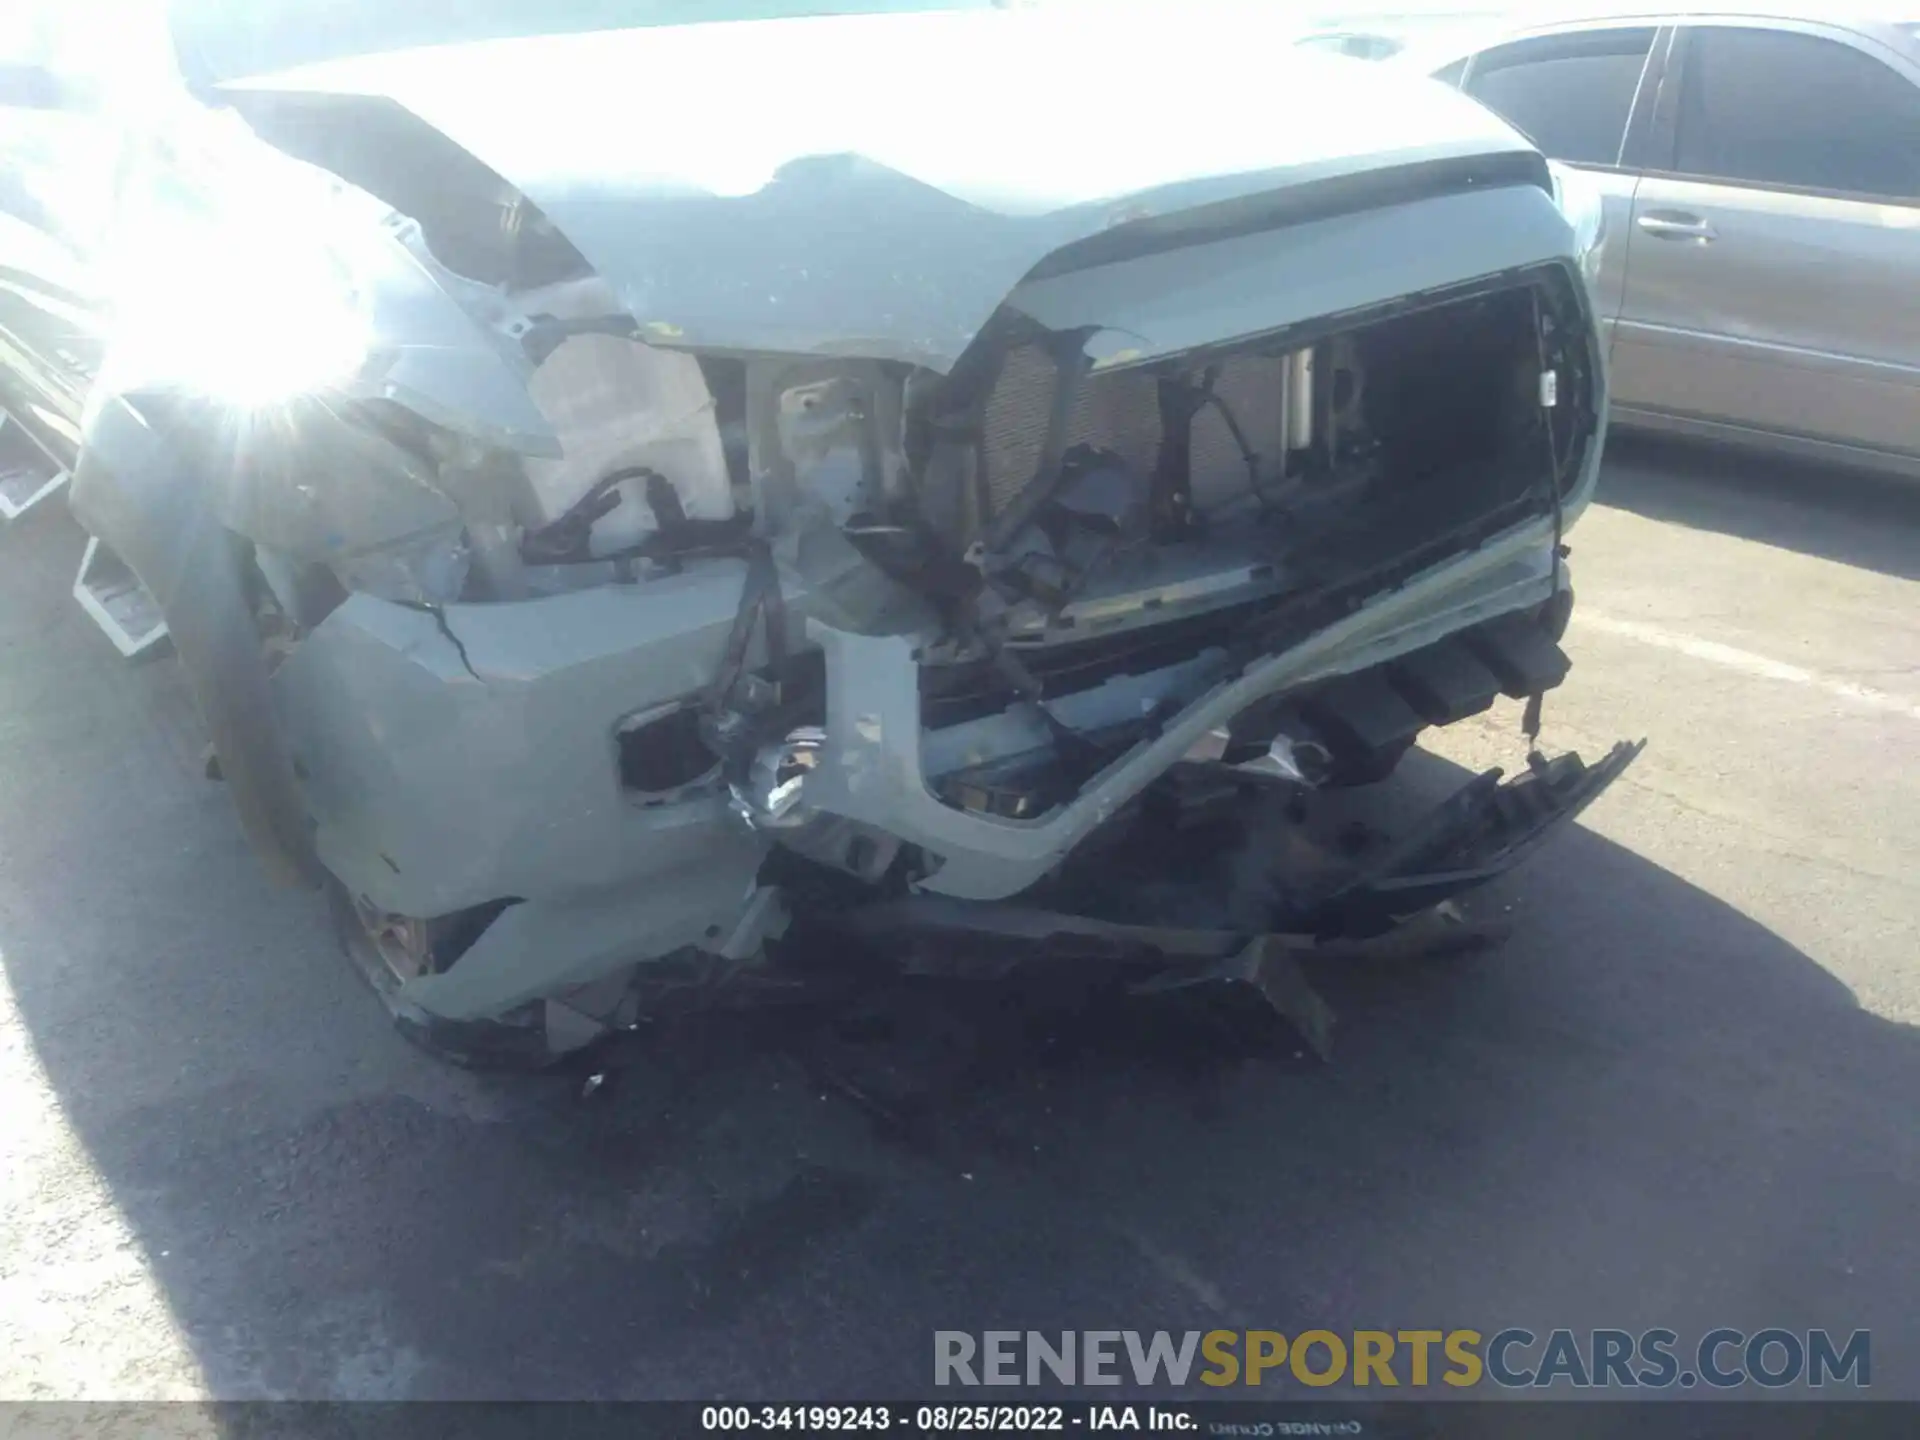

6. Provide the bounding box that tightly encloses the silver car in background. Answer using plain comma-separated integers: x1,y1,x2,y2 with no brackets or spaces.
1403,5,1920,480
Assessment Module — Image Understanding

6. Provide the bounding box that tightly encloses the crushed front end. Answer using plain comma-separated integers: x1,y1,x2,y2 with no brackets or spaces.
66,46,1637,1066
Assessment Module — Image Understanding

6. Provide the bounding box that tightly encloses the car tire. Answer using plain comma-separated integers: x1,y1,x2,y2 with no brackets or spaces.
326,878,558,1072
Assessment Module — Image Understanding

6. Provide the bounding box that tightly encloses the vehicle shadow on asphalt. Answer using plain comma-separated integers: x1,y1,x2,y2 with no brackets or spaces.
1,510,1915,1402
1599,432,1920,582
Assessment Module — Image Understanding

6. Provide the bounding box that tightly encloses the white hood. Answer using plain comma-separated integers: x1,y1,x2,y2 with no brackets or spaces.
227,6,1546,368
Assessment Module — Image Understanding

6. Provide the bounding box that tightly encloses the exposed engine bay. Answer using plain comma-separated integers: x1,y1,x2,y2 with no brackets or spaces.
62,45,1638,1068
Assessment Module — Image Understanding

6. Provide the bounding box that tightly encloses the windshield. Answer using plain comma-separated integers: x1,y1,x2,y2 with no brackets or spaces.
166,0,1003,85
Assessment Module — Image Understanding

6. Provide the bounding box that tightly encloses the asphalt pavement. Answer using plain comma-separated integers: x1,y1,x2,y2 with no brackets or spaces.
0,435,1915,1401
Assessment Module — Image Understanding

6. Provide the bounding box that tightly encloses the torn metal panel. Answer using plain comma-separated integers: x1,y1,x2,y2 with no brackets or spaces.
1299,740,1647,932
840,896,1255,970
806,737,1638,1058
824,901,1502,1067
1130,937,1338,1064
349,230,563,456
831,898,1338,1057
803,540,1572,902
402,846,775,1024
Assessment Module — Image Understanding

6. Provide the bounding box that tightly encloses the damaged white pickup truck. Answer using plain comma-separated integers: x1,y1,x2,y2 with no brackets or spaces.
35,2,1640,1066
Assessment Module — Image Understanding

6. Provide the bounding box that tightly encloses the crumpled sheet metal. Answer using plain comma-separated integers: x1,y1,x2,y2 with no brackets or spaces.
834,897,1511,1064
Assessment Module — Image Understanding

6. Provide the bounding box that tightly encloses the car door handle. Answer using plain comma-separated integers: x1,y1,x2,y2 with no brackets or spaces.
1636,211,1717,242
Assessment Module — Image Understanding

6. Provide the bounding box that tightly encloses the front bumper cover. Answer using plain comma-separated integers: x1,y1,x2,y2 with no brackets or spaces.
514,736,1645,1074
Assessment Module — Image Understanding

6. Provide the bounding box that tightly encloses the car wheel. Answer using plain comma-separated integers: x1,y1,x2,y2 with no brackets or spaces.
327,879,557,1071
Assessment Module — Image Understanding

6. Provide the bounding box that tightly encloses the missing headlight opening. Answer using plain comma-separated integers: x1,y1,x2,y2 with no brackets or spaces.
64,88,1638,1068
906,268,1595,808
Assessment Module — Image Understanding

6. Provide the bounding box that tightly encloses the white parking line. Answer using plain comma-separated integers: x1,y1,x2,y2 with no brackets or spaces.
1581,613,1920,722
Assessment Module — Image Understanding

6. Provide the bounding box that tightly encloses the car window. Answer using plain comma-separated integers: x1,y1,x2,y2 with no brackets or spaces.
1461,27,1658,167
1675,27,1920,200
